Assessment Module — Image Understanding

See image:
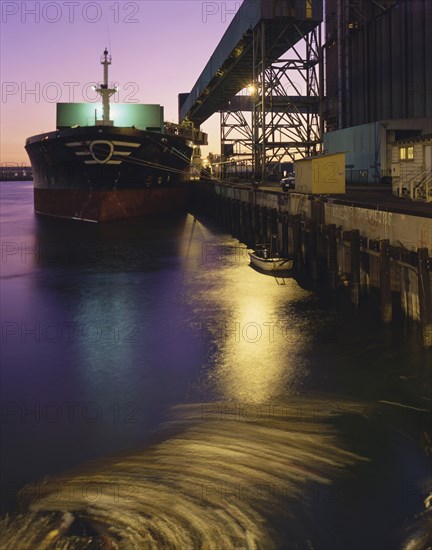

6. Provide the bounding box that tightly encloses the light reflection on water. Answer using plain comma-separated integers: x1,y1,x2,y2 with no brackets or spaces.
198,275,310,404
1,183,431,548
180,215,314,405
1,400,366,549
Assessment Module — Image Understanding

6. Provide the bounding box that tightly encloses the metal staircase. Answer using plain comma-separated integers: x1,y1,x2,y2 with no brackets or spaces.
413,168,432,203
398,168,432,203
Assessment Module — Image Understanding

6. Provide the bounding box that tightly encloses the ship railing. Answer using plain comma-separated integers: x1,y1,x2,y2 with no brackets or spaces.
164,122,208,145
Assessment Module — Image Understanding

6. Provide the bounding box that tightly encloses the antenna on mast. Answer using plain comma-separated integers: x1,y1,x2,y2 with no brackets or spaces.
95,48,117,125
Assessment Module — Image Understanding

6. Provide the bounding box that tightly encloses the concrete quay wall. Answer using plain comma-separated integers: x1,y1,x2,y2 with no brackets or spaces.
216,185,432,254
191,181,432,347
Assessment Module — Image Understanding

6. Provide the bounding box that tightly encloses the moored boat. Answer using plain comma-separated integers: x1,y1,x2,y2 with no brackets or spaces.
248,251,294,272
249,234,294,272
25,49,206,222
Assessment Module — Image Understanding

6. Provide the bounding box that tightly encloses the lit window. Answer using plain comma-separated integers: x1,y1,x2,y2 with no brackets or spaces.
399,146,414,161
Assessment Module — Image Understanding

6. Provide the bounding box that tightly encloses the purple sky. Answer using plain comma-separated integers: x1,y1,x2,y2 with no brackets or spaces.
1,1,241,163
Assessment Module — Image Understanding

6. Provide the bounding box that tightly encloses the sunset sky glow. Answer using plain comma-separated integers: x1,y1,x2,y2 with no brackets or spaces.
1,0,240,164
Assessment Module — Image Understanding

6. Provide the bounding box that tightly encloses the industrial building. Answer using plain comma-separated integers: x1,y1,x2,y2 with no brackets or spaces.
390,133,432,200
179,0,431,200
323,0,432,194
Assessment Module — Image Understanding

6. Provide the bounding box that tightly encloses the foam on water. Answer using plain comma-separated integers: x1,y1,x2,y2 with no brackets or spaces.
0,399,368,549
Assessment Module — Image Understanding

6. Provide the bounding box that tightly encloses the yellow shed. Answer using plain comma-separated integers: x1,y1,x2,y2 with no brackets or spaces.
294,153,346,194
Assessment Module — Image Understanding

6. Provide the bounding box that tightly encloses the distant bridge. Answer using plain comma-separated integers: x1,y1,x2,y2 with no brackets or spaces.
0,166,33,181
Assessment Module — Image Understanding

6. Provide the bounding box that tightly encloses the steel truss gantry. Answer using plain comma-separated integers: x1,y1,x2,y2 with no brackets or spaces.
220,107,254,179
221,21,323,182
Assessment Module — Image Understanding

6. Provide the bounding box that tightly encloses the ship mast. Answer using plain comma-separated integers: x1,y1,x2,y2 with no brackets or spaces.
95,48,116,125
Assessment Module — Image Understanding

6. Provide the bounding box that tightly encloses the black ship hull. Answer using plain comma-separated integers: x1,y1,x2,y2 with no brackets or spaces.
25,126,193,222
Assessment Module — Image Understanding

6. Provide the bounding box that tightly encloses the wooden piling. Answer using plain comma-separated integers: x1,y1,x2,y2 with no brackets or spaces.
276,212,283,256
219,196,224,226
309,221,318,280
379,239,392,323
234,199,240,235
246,202,254,245
253,204,260,245
229,199,235,233
231,199,236,233
311,199,325,226
283,214,290,257
216,195,221,224
231,199,236,234
293,215,302,268
417,248,432,347
260,206,268,243
240,201,247,241
223,196,228,228
237,200,242,236
327,224,338,290
351,230,361,307
265,208,271,243
299,217,306,267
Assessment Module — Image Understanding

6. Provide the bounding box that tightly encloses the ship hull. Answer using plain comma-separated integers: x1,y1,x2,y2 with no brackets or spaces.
34,187,189,222
26,126,193,222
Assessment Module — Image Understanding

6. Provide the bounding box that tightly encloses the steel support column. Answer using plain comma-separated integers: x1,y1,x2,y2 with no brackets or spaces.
252,21,323,182
219,19,323,183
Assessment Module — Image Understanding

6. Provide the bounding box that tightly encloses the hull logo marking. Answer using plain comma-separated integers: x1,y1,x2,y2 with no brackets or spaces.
89,140,114,164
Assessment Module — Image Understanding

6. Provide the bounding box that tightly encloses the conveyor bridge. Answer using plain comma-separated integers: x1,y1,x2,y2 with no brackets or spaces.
179,0,324,179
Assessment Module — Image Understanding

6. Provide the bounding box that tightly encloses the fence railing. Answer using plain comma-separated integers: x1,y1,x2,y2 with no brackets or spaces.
398,168,432,202
413,168,432,202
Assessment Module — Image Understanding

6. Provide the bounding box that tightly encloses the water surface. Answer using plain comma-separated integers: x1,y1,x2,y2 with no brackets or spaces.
1,181,431,549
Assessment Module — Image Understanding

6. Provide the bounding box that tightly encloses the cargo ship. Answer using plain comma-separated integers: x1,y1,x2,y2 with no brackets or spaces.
25,50,205,222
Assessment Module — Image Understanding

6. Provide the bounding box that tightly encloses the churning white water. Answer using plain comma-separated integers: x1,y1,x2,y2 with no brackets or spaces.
0,400,367,549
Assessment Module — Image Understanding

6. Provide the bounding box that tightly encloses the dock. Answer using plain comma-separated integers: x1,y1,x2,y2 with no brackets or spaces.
177,0,431,347
191,179,432,347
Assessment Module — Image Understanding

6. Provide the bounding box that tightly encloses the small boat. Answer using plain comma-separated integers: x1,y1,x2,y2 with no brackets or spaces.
249,235,294,272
